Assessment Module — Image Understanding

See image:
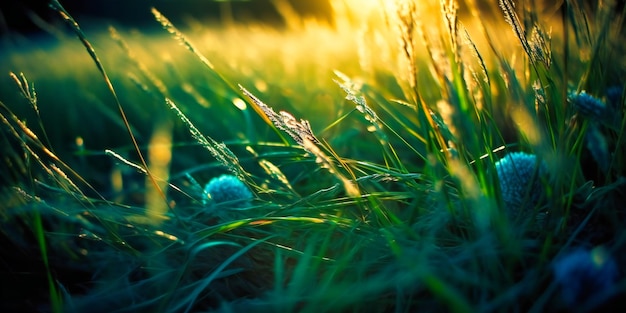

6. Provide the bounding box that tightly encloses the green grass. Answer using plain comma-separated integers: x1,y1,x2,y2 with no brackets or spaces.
1,0,625,312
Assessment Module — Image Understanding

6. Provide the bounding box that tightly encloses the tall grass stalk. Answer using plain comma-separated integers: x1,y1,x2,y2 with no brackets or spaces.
47,0,170,213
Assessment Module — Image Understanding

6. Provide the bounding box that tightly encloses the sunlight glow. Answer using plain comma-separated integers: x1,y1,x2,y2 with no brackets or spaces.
334,0,440,24
339,0,389,12
145,125,173,225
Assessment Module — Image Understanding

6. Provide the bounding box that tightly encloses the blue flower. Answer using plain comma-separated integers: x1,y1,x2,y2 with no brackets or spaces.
495,152,546,215
585,123,610,173
552,248,618,307
203,174,253,208
570,91,608,120
606,86,623,107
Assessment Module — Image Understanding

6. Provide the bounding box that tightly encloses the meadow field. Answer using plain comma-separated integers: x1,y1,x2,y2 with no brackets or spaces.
1,0,625,312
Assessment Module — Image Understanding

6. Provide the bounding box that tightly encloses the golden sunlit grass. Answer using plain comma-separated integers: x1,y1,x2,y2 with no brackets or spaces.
1,0,625,312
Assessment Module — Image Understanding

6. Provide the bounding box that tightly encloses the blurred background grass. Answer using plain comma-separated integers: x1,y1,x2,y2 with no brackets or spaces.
0,0,531,190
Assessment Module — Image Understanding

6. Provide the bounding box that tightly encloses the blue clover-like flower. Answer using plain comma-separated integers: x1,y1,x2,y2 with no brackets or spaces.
495,152,546,215
203,174,253,208
570,91,608,120
606,86,623,107
552,247,618,308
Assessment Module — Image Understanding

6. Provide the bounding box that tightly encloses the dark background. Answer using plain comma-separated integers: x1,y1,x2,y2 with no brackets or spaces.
0,0,334,36
2,0,624,37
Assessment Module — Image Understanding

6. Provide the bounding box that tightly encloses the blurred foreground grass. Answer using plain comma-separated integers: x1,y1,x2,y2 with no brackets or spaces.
1,0,625,312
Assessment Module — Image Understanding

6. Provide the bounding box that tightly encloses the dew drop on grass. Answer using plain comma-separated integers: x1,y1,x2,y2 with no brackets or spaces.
232,97,247,111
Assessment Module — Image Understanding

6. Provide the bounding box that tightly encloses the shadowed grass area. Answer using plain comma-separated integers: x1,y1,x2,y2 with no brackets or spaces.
1,0,625,312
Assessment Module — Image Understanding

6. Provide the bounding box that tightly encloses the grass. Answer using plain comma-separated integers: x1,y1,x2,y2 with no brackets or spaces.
1,0,625,312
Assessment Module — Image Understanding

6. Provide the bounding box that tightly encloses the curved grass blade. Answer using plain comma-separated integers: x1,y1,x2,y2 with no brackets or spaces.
179,236,274,313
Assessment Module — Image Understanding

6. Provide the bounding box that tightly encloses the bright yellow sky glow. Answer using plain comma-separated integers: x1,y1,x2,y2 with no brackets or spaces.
333,0,441,26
